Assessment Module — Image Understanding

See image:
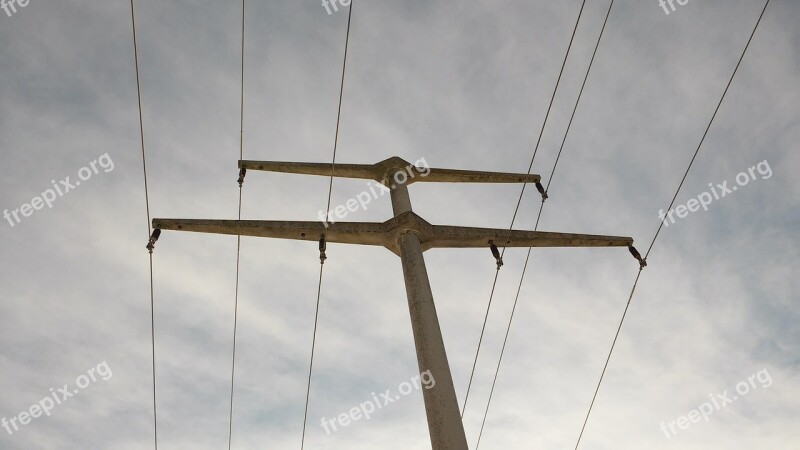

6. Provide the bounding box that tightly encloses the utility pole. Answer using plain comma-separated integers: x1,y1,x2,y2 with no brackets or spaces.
149,156,642,449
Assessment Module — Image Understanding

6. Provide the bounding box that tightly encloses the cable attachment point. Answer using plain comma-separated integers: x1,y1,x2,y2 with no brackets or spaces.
146,229,161,254
535,181,548,201
628,244,647,269
489,240,503,269
237,168,247,187
319,235,327,264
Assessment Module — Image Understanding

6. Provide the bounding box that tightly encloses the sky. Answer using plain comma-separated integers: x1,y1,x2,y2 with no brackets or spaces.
0,0,798,449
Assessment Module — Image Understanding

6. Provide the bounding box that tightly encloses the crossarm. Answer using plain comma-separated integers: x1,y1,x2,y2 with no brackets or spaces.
238,161,374,180
420,225,633,251
238,156,540,185
151,218,389,247
422,168,539,184
152,212,634,256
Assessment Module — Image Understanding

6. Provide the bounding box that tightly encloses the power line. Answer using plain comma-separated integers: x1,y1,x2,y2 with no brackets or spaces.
510,0,587,229
129,0,158,448
545,2,614,194
473,1,616,447
227,0,246,448
573,1,771,448
461,265,500,418
301,3,354,448
461,0,588,421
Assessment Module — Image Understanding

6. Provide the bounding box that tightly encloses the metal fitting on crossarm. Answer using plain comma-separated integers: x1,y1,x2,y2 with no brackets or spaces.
489,240,503,269
237,168,247,187
628,244,647,269
146,229,161,254
535,181,548,201
319,235,327,264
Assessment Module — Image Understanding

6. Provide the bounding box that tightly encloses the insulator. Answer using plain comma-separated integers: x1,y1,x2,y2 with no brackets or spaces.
489,240,503,269
146,228,162,253
535,181,548,201
319,235,327,264
628,244,647,269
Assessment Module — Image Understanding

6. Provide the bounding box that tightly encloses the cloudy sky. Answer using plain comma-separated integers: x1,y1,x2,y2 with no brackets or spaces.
1,0,798,449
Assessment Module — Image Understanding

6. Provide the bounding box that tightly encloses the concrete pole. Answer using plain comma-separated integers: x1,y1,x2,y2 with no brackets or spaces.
154,159,635,448
390,177,469,450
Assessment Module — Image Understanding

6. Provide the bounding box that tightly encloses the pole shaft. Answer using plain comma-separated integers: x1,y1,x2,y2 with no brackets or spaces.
391,179,468,449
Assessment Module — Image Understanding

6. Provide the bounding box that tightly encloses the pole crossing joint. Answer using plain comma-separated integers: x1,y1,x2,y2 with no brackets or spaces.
237,168,247,187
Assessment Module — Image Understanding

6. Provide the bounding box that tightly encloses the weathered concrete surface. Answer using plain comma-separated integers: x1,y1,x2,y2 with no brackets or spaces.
152,213,633,256
391,176,468,449
152,158,635,450
398,230,469,450
239,156,541,186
